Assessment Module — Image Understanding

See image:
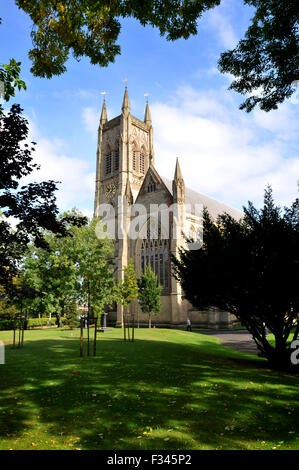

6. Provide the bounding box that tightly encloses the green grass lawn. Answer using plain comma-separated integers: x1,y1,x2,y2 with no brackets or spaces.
0,327,298,450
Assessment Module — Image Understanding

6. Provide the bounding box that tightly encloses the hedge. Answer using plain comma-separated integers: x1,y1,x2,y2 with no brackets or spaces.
0,316,69,330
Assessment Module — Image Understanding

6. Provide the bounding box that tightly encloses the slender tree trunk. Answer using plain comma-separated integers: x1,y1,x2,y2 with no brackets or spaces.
21,319,25,348
80,317,84,357
12,317,16,349
18,320,21,348
93,317,98,356
87,284,90,356
123,307,127,341
132,314,135,342
149,313,151,329
127,309,131,342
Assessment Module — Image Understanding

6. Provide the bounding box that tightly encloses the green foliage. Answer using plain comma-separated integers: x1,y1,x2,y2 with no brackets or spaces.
27,317,52,328
118,259,139,308
138,266,162,327
14,0,220,78
22,210,116,321
117,259,139,340
68,214,116,317
173,186,299,370
64,301,79,329
218,0,299,111
0,319,14,330
0,57,26,113
0,104,87,292
7,1,297,110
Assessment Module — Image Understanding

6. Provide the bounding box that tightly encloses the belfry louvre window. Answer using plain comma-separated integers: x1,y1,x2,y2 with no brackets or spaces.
114,149,119,171
133,150,137,171
106,152,112,174
140,153,145,174
140,220,170,291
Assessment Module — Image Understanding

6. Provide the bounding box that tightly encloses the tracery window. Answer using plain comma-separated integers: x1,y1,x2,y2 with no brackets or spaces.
140,220,170,291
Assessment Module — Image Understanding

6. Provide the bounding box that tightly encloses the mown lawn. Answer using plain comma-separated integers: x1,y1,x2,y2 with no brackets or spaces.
0,327,298,450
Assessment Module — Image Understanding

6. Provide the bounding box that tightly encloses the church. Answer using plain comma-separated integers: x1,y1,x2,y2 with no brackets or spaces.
93,88,242,329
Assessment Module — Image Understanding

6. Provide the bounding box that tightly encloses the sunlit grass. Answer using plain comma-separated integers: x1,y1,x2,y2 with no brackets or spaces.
0,327,298,450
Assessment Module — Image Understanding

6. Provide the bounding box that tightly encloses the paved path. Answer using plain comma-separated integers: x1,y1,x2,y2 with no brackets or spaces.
199,330,259,355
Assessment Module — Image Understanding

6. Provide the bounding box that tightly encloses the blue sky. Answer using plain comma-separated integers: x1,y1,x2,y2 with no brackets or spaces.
1,0,298,217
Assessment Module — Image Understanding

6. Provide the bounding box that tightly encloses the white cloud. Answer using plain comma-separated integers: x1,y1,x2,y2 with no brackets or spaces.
203,0,238,49
151,86,299,210
23,120,95,213
82,106,100,135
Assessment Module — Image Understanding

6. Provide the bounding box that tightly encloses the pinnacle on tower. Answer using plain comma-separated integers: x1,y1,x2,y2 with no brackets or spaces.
172,157,185,204
122,87,130,114
174,157,183,182
144,101,152,125
125,177,133,205
100,99,107,125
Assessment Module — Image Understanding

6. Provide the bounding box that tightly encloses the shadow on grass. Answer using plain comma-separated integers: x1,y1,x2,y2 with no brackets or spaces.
0,330,298,450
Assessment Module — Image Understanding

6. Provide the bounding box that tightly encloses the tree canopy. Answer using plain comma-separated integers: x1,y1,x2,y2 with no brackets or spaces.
172,186,299,370
0,105,87,292
3,0,297,111
219,0,299,112
137,266,162,328
22,211,116,320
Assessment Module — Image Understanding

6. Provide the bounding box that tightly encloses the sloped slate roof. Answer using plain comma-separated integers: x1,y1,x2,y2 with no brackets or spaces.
161,177,243,221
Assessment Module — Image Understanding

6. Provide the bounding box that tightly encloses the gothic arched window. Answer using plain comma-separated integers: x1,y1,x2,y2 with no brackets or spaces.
140,219,170,292
147,179,156,193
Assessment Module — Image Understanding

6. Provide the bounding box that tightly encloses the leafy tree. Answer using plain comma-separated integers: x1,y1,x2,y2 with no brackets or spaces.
23,211,116,355
65,300,78,330
6,0,297,110
137,266,162,328
172,186,299,370
0,57,26,110
23,227,80,321
118,259,139,341
218,0,299,112
0,104,87,292
68,215,116,356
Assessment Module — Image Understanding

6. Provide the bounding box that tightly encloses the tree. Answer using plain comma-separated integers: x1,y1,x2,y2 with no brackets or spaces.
22,212,83,322
0,104,87,292
0,57,26,109
7,0,297,110
65,300,78,330
172,186,299,370
23,211,117,355
69,215,116,356
218,0,299,112
137,266,162,328
118,259,139,341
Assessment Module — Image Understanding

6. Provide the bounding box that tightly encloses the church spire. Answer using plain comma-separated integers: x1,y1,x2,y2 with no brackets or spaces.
100,99,107,126
122,87,130,114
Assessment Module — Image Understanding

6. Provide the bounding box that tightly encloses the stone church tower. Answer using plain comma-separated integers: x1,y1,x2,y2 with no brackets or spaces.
94,88,156,326
94,89,242,328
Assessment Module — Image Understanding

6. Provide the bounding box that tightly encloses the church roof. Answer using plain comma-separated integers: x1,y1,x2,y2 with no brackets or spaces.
161,177,243,221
